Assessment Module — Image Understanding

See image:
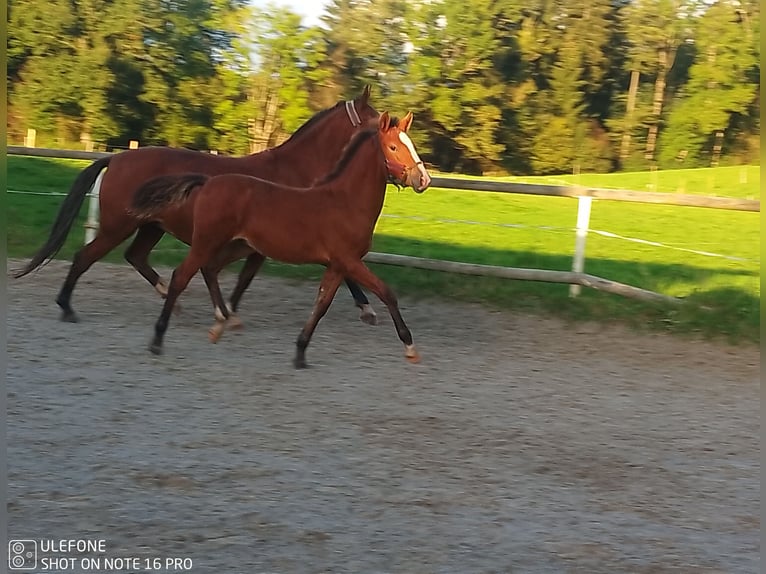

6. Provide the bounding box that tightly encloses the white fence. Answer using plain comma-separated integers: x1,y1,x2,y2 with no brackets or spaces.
8,146,760,304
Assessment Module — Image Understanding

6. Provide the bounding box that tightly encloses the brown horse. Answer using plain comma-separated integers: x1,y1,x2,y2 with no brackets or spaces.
14,87,381,326
131,111,431,368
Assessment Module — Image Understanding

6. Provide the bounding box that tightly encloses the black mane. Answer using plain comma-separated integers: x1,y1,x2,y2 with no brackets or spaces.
281,102,342,144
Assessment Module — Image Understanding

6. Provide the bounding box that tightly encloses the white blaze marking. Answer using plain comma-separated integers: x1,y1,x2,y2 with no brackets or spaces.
398,132,431,184
398,132,422,164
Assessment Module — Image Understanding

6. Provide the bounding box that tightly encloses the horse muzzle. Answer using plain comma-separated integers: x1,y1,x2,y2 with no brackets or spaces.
409,161,431,193
386,160,431,193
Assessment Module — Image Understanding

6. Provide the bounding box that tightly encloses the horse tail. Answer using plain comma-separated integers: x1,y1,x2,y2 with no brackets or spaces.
131,173,210,219
14,156,112,278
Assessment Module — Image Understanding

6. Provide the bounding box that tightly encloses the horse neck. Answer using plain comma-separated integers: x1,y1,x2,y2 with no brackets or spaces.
323,134,388,221
253,111,357,185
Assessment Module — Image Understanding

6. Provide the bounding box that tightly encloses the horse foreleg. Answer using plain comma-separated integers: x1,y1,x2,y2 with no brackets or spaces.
345,279,378,325
294,267,344,369
342,260,419,363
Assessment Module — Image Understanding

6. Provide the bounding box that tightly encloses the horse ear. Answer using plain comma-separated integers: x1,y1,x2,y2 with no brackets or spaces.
378,111,391,132
399,111,414,133
360,84,371,104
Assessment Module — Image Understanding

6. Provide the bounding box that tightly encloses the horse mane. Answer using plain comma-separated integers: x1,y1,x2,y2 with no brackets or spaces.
314,116,400,186
280,102,343,145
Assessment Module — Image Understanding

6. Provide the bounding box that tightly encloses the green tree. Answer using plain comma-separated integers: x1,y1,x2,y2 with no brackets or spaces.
8,0,246,148
246,5,330,151
9,0,126,142
617,0,701,167
322,0,414,101
519,0,615,173
392,0,506,173
658,0,760,167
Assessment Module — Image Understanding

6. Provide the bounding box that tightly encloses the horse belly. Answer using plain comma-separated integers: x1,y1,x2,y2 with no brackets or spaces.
240,226,326,265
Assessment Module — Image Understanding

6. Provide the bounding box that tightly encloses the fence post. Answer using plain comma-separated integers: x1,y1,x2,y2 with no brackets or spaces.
569,195,593,297
84,170,105,244
24,128,36,147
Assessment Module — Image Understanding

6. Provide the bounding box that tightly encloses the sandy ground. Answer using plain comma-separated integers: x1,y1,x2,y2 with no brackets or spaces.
7,259,760,573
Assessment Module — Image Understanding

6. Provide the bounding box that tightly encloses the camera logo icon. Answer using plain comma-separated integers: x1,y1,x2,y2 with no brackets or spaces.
9,540,37,570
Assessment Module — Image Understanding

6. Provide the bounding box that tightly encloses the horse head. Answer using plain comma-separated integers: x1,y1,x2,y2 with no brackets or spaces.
377,111,431,193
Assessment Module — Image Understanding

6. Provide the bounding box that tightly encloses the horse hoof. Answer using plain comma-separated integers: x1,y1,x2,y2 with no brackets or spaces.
208,327,222,344
60,311,79,323
405,345,420,363
360,311,378,326
226,315,244,330
293,357,308,369
149,343,163,355
357,303,378,326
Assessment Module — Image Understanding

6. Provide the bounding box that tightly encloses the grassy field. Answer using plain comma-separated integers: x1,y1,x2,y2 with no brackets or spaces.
7,156,760,344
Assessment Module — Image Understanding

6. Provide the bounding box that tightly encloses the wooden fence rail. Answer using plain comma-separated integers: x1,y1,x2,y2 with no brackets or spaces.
429,176,760,212
8,146,760,303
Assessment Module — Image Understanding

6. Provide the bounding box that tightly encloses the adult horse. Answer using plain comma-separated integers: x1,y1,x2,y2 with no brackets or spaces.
131,111,431,368
14,87,381,327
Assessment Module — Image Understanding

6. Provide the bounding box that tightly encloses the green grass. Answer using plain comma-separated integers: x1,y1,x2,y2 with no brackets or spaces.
7,155,760,344
435,164,760,198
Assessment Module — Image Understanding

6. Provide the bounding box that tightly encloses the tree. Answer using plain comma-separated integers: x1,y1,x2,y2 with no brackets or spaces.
658,0,760,167
393,0,506,172
322,0,414,101
8,0,246,148
619,0,700,166
520,0,615,173
246,5,330,151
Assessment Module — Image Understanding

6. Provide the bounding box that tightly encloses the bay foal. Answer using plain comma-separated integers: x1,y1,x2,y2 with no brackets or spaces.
132,112,431,367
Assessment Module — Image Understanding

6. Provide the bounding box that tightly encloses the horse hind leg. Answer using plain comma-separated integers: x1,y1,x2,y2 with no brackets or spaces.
124,224,182,314
57,226,136,322
201,266,231,343
150,258,201,354
202,241,257,341
150,235,234,354
124,224,171,294
345,279,378,325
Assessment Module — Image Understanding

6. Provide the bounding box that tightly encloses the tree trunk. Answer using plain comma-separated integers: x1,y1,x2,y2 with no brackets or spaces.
619,69,640,163
249,85,280,153
645,48,668,162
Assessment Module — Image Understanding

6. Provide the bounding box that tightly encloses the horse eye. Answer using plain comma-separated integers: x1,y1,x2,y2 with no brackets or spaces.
389,145,397,151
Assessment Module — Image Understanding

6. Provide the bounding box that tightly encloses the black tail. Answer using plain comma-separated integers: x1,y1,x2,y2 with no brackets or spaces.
131,173,210,219
14,156,112,278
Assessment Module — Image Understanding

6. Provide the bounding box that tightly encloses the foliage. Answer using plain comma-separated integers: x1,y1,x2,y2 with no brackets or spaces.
658,0,760,167
6,0,761,173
